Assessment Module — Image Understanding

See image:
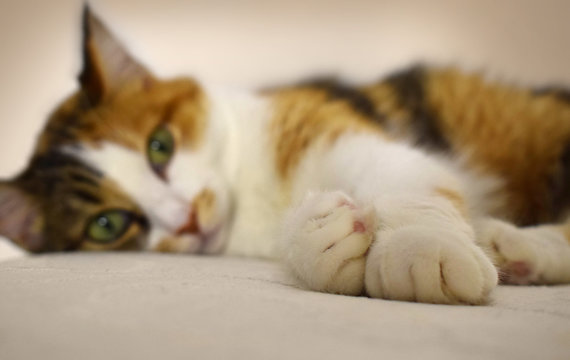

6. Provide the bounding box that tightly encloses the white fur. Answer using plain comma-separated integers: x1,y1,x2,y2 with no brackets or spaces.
207,89,288,257
279,190,375,295
476,218,570,284
438,151,507,220
72,143,190,232
0,236,28,262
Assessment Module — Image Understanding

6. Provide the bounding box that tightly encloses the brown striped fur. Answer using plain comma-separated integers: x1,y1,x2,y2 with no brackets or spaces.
364,67,570,225
0,152,149,252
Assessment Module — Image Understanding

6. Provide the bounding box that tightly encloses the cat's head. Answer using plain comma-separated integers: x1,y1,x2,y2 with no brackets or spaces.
0,7,233,254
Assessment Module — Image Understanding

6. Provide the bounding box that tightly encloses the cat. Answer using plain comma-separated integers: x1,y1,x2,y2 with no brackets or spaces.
1,6,569,304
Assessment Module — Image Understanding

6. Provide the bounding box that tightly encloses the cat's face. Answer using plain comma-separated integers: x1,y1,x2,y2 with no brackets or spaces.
0,8,233,254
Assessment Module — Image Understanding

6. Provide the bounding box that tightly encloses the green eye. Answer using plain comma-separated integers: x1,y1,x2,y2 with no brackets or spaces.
86,210,131,244
147,126,175,174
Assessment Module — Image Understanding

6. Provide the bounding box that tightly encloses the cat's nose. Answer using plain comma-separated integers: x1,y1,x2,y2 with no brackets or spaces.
176,210,201,235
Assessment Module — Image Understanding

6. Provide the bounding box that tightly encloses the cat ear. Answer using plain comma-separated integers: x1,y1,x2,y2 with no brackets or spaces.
79,5,153,104
0,181,45,252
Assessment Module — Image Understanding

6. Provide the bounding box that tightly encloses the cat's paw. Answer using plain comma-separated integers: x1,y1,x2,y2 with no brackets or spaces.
476,219,570,284
365,226,498,304
0,237,28,262
280,191,376,295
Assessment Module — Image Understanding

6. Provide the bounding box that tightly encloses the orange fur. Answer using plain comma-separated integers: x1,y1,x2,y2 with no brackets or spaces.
558,223,570,245
36,78,207,156
435,186,468,219
363,82,416,138
424,69,570,224
269,88,384,181
154,236,194,253
193,188,217,230
365,68,570,225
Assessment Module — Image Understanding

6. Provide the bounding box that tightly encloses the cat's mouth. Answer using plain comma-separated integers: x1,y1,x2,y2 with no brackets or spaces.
149,186,231,255
152,186,228,254
153,223,225,254
153,210,226,254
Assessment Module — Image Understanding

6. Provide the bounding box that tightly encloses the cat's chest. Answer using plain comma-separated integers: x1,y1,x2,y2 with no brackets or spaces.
221,96,289,257
224,145,289,258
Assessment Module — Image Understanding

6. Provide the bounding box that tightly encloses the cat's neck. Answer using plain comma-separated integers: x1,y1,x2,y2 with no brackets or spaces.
203,83,272,183
203,83,286,257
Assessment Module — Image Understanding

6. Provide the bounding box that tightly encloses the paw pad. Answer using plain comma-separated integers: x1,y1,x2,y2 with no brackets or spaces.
500,260,533,285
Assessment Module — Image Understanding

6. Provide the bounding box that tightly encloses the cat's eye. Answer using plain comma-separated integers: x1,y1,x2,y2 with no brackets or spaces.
147,125,175,177
86,210,132,244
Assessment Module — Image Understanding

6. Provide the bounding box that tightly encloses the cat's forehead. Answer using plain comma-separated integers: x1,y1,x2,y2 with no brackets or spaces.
22,152,138,212
35,77,208,156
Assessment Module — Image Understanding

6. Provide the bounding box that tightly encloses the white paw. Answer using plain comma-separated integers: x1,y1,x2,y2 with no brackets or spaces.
0,237,28,262
280,191,376,295
476,219,570,284
365,226,498,304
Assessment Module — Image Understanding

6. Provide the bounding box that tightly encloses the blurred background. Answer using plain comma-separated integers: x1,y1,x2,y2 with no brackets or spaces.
0,0,569,177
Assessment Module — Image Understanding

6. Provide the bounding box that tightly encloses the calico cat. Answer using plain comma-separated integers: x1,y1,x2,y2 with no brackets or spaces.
1,7,569,304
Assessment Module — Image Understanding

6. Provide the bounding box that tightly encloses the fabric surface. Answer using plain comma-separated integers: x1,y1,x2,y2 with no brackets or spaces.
1,253,569,360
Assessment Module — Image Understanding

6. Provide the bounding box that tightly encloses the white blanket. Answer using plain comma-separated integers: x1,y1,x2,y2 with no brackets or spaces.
1,253,569,360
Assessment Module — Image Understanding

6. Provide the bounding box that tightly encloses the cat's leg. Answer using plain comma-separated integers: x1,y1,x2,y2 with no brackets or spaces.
364,193,498,304
279,135,498,304
279,190,376,295
281,189,498,303
475,218,570,284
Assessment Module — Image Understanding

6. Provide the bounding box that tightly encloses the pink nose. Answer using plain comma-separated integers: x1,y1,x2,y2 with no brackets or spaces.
176,211,201,235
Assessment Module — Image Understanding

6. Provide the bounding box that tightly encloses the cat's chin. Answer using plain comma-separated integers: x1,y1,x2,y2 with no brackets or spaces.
198,224,229,255
151,223,228,255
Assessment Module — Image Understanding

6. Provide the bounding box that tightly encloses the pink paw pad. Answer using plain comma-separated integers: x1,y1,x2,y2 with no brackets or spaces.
353,221,366,233
337,199,367,233
500,261,533,285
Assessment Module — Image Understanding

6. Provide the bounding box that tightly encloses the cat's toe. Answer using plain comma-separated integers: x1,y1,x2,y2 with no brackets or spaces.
476,219,570,284
281,191,376,295
499,260,534,285
365,226,497,304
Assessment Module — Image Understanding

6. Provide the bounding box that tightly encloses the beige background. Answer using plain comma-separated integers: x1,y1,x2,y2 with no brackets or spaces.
0,0,569,178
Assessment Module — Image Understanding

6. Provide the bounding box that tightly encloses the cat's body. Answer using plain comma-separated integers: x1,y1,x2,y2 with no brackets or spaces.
1,8,570,304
